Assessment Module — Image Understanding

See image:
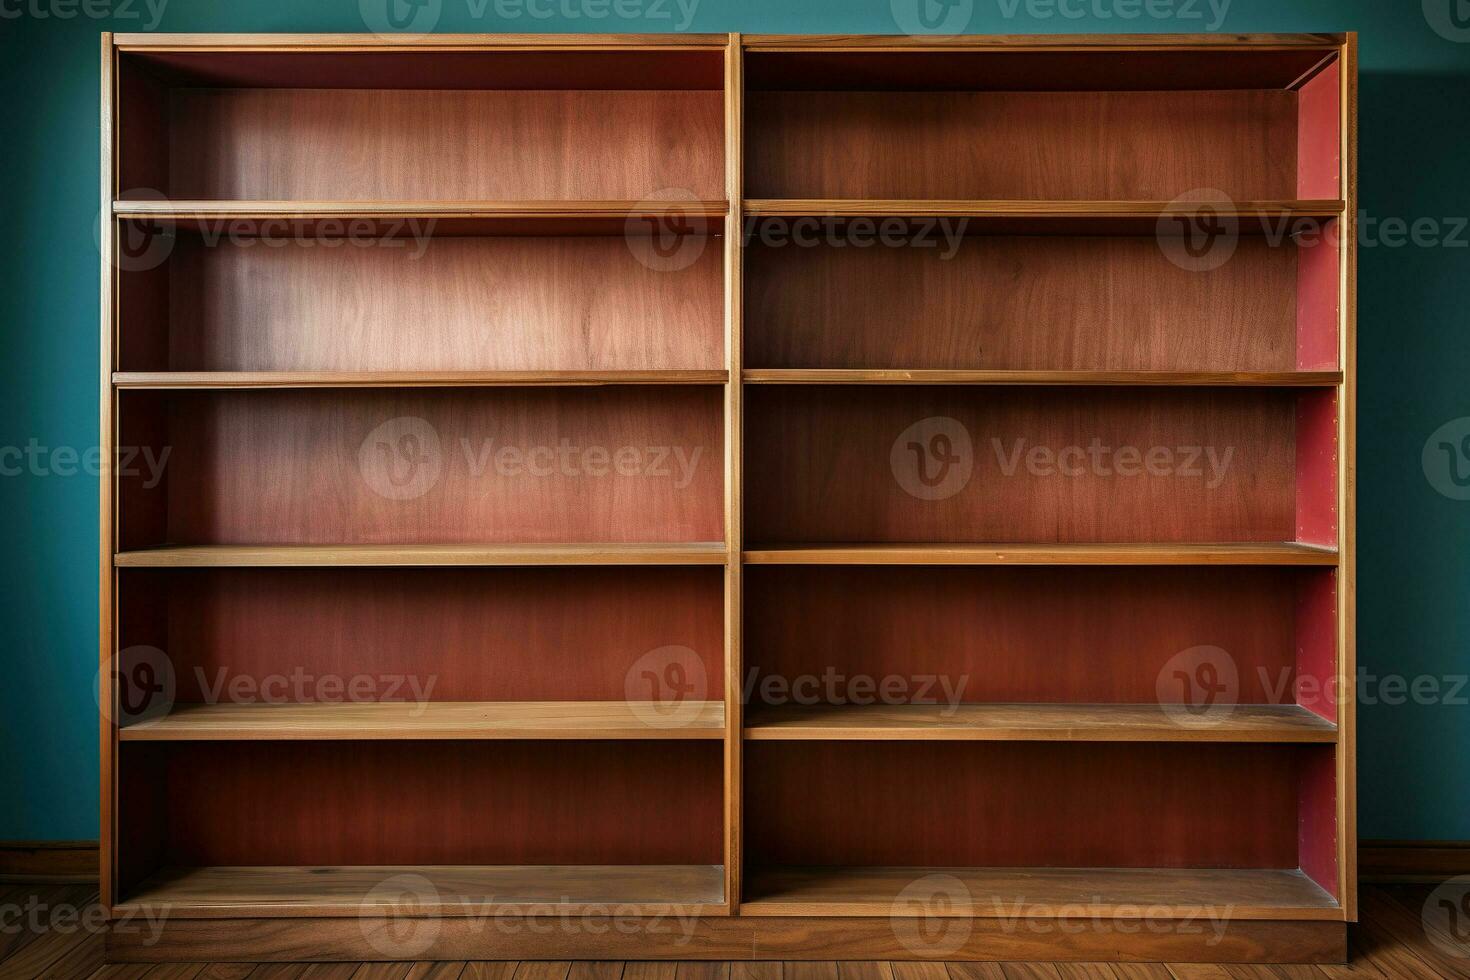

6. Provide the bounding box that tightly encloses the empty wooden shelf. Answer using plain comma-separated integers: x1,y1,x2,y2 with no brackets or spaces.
744,702,1336,743
121,700,727,741
114,543,728,567
113,370,730,389
744,542,1339,565
120,865,727,917
101,30,1356,965
743,370,1344,386
742,867,1341,919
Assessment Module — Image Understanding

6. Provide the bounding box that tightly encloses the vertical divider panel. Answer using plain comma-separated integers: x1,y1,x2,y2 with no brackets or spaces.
723,31,745,914
99,31,118,915
1338,32,1359,920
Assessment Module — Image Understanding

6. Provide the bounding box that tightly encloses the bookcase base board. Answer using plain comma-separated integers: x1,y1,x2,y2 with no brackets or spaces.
106,917,1346,963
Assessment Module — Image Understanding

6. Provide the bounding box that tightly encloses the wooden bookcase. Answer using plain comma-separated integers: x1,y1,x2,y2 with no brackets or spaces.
100,31,1356,964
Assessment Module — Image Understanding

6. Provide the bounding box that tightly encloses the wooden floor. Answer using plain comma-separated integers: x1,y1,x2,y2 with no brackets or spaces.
0,884,1462,980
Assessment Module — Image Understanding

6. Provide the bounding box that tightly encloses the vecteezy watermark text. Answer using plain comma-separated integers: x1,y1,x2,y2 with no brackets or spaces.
992,438,1236,490
0,442,169,488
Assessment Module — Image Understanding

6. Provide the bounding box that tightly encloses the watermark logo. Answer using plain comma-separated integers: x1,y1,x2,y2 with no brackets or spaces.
0,0,169,28
993,0,1230,31
891,874,972,957
1157,189,1240,272
361,874,443,958
891,417,974,501
625,645,710,729
96,645,176,730
359,417,444,501
626,189,709,273
97,189,175,272
1423,417,1470,501
891,0,974,37
1425,0,1470,42
1425,877,1470,959
359,0,442,37
1157,645,1239,728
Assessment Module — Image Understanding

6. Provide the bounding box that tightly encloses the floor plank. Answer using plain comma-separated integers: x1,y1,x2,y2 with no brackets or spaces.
1000,966,1063,980
195,965,257,979
143,966,209,980
512,964,572,980
675,964,731,980
405,965,467,980
353,965,415,980
784,965,840,980
1357,886,1469,980
567,964,623,980
86,967,156,980
623,966,678,980
838,964,893,980
1054,967,1118,980
297,966,359,979
946,966,1005,980
891,965,949,980
1314,934,1387,977
462,966,520,980
1165,967,1232,980
1107,968,1172,980
732,966,783,980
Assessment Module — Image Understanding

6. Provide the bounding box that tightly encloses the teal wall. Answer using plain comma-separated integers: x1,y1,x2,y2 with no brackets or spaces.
1,1,1466,841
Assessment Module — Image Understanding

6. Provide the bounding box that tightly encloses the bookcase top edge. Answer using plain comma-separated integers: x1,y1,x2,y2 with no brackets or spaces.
109,31,1347,50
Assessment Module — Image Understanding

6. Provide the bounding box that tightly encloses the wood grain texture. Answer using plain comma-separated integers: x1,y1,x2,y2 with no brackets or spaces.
741,867,1339,919
744,565,1323,704
152,89,721,201
119,865,725,917
101,916,1347,963
127,235,722,374
741,201,1343,220
746,236,1301,373
121,701,727,741
119,46,725,91
745,742,1306,868
119,565,723,702
114,373,729,389
742,544,1337,565
120,387,722,546
723,31,746,914
743,373,1341,387
124,740,723,867
746,387,1300,544
115,544,727,567
741,47,1337,93
746,91,1295,200
742,704,1335,743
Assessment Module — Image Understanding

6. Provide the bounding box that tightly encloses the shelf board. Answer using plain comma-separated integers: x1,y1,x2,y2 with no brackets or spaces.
113,199,729,236
744,703,1336,743
114,370,729,389
743,369,1343,387
114,543,728,568
120,700,725,741
745,198,1344,217
743,543,1338,566
743,199,1344,235
118,865,726,919
742,867,1341,920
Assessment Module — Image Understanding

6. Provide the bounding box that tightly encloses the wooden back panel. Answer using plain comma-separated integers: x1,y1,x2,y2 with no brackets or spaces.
129,740,723,866
746,386,1298,544
119,387,724,546
120,566,724,702
747,90,1296,200
747,741,1308,868
120,234,723,373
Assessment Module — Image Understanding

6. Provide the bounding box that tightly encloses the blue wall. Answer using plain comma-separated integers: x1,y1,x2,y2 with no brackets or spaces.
1,0,1466,841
